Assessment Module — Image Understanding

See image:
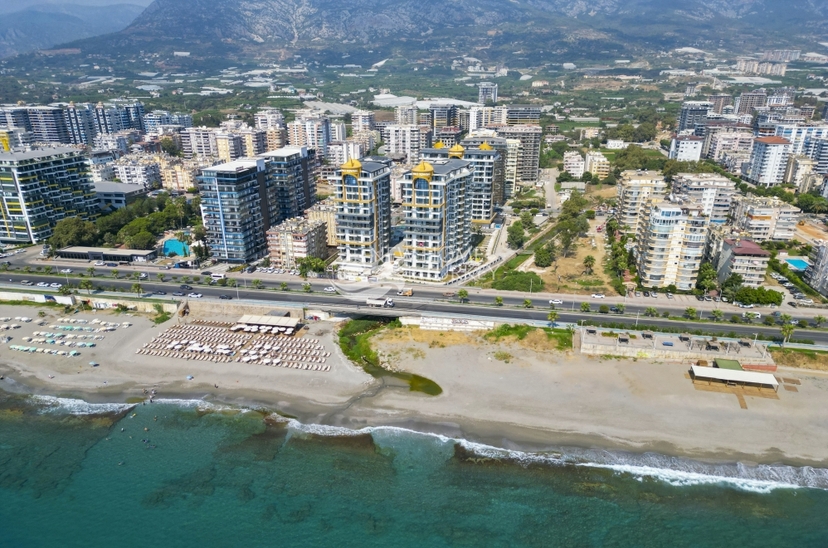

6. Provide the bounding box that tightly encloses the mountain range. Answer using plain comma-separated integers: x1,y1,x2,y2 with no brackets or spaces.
22,0,828,62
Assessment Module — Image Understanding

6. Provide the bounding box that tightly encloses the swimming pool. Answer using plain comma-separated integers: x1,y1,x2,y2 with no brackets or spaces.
162,239,190,257
785,258,809,271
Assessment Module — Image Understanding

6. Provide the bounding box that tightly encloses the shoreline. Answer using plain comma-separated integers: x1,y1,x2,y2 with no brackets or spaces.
3,302,828,473
4,363,828,472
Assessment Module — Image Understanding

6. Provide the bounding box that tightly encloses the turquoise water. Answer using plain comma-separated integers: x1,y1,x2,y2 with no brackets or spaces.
162,238,190,257
785,258,809,271
1,391,828,547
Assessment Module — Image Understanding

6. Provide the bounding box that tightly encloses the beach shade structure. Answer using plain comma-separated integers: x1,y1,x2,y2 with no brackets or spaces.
679,333,692,342
739,338,753,347
641,331,654,339
618,333,631,344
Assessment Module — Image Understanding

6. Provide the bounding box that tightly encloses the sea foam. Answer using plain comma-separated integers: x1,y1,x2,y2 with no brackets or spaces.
30,395,135,416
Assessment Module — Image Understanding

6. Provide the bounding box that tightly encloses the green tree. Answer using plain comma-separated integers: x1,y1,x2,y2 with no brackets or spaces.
111,269,119,278
616,304,625,314
58,285,72,296
457,289,469,302
79,279,94,295
711,309,724,322
157,273,165,282
580,302,591,312
86,267,95,277
227,278,237,288
44,266,53,275
131,283,143,294
280,282,288,291
252,279,263,289
520,210,535,229
534,245,552,268
126,231,157,250
684,307,697,320
303,282,312,293
507,221,526,249
696,262,718,292
599,304,610,314
547,310,559,324
644,306,658,317
523,299,533,309
297,257,327,278
781,323,795,346
49,217,98,249
815,315,826,328
583,255,596,274
494,296,503,306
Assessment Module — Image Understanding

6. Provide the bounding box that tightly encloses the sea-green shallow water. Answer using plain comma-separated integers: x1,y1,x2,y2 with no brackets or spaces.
1,392,827,547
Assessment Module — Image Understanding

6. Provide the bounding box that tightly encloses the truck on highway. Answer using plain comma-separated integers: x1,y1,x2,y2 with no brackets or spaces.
366,298,395,308
396,288,413,296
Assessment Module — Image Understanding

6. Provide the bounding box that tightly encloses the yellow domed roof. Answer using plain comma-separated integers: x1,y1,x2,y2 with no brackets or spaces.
341,158,362,170
479,141,493,151
433,141,446,149
449,143,465,152
413,161,434,173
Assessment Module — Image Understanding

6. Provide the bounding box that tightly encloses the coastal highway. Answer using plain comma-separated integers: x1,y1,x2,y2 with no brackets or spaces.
3,271,827,345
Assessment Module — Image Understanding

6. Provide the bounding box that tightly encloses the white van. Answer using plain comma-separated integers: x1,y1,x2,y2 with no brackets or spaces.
211,273,226,280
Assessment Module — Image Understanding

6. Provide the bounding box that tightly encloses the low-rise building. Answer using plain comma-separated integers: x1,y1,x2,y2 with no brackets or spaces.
305,199,337,247
715,238,770,288
731,195,801,242
563,151,585,179
266,217,328,269
94,182,149,210
584,151,610,180
669,136,704,162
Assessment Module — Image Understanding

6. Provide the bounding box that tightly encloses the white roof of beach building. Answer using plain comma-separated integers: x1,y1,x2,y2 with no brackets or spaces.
237,315,300,328
690,366,779,389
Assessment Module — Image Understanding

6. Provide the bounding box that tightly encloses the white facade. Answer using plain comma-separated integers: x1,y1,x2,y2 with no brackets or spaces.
743,136,791,187
806,240,828,296
327,141,364,167
562,151,585,179
672,173,737,225
111,156,161,189
706,131,754,161
384,125,422,164
731,195,801,242
254,109,285,129
351,110,375,133
669,136,704,162
584,151,610,179
616,170,668,234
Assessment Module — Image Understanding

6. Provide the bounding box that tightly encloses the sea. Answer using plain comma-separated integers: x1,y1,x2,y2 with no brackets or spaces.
1,390,827,547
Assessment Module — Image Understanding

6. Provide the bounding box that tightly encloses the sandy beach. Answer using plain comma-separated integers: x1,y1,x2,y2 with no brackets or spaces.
3,303,828,467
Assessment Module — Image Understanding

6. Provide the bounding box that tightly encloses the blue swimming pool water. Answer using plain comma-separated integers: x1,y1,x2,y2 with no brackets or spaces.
162,239,190,257
785,258,809,271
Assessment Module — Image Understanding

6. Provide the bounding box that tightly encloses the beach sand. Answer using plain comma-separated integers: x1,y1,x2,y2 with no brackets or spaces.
3,305,828,466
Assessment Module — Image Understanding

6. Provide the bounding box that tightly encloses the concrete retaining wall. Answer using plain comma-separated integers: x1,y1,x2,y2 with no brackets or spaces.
402,316,495,332
580,342,776,365
183,299,303,320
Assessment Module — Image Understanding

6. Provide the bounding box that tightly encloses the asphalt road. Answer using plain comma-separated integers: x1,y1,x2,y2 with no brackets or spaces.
3,271,825,345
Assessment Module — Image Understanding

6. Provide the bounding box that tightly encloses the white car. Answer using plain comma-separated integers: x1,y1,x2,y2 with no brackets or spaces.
37,282,49,287
94,261,105,266
591,293,605,299
323,286,336,293
549,299,563,305
59,268,72,274
188,293,203,298
20,280,33,286
50,283,62,289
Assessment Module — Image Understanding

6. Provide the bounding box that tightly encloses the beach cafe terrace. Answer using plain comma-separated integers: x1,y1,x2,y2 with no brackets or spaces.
230,314,301,335
689,365,779,392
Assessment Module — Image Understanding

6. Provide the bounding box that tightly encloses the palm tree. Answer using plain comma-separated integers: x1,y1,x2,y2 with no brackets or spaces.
616,304,625,314
547,310,559,325
644,306,658,317
157,273,165,282
80,279,94,295
684,307,697,320
131,272,140,280
86,267,95,277
580,302,591,312
131,283,143,294
523,299,533,309
711,309,724,322
457,289,469,302
494,296,503,306
280,282,288,291
252,279,263,289
44,266,53,275
816,315,826,328
780,314,793,325
111,269,119,278
583,255,596,274
227,278,237,288
781,323,795,346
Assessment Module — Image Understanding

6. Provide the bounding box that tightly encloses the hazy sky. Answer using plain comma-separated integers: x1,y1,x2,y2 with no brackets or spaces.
1,0,154,13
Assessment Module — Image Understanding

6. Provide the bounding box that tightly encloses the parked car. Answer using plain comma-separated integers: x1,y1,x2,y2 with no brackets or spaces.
94,261,105,266
643,291,650,297
188,293,203,298
666,292,674,299
591,293,605,299
635,291,642,297
105,262,118,267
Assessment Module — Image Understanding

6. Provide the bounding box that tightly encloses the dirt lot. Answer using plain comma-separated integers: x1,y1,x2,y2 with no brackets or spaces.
771,349,828,371
796,221,828,244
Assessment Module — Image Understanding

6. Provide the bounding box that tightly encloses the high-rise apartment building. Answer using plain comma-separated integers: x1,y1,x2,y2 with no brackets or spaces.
707,95,734,114
672,173,737,225
806,240,828,296
65,102,97,145
736,90,768,115
505,105,542,126
668,136,704,162
395,105,419,126
743,136,791,186
421,142,504,223
260,147,317,224
478,82,498,104
616,170,667,234
563,151,585,179
0,147,97,244
636,196,709,290
401,160,473,280
678,101,712,133
305,199,337,246
705,129,755,161
198,159,270,263
731,195,801,242
429,104,458,130
384,125,423,164
288,116,331,158
495,125,542,184
784,155,818,188
111,155,162,189
334,158,392,275
351,110,375,133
